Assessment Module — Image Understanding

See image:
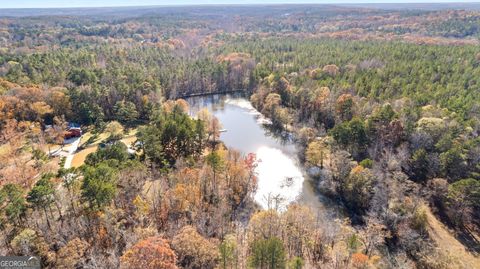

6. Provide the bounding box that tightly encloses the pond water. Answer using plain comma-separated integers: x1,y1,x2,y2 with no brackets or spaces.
187,93,329,212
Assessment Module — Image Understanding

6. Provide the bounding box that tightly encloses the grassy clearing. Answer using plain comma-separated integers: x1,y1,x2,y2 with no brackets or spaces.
71,126,140,167
80,126,139,148
121,136,137,147
71,146,98,168
79,131,93,145
126,127,139,137
81,131,109,147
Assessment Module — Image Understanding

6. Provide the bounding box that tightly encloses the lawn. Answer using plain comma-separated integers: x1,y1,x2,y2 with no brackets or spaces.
121,135,137,147
71,146,98,168
78,131,109,148
71,126,140,167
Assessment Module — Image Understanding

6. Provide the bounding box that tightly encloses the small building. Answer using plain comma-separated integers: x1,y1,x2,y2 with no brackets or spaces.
65,128,82,139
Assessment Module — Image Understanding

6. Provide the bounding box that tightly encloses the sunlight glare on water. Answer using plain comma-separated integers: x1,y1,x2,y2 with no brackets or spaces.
254,146,304,209
224,98,272,125
221,97,302,209
187,94,307,210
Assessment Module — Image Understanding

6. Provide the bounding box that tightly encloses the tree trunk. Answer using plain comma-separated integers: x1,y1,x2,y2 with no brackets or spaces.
43,207,51,229
70,192,76,215
55,202,64,227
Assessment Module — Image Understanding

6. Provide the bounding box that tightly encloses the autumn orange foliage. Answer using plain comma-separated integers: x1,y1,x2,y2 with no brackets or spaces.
121,237,178,269
351,252,369,268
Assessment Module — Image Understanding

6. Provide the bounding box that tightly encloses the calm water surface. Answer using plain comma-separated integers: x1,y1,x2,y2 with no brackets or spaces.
187,94,329,212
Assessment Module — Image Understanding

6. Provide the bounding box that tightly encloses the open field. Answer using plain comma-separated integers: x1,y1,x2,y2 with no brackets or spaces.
71,146,98,168
70,127,139,167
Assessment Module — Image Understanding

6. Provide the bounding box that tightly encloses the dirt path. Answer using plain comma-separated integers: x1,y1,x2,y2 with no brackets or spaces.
426,208,480,269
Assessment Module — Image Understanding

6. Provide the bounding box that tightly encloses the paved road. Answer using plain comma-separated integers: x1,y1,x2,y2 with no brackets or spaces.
62,137,81,169
47,137,81,198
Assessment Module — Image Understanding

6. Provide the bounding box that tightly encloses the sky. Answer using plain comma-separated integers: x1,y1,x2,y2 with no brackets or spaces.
0,0,478,9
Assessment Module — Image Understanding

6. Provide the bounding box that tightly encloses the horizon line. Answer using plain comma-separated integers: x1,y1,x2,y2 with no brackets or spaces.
1,1,479,10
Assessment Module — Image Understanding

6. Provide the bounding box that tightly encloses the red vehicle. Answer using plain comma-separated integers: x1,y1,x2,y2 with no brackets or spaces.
64,128,82,139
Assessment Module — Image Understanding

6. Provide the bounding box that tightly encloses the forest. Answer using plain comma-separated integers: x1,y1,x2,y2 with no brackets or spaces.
0,3,479,269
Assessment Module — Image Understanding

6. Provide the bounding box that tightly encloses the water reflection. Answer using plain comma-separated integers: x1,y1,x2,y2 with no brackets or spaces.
186,93,321,210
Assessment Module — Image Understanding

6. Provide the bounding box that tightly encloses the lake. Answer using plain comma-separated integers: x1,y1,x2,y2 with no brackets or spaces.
187,93,332,213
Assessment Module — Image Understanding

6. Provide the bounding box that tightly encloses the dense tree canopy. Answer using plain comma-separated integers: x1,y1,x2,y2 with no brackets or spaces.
1,4,480,269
